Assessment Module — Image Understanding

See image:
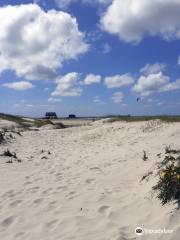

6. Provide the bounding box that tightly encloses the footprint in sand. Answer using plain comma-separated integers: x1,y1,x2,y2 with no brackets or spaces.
42,188,53,195
45,219,58,230
85,178,95,184
23,181,33,186
33,198,43,205
117,227,136,240
9,199,22,207
89,167,103,173
56,186,67,191
98,205,111,216
14,232,25,238
28,186,40,194
1,216,15,227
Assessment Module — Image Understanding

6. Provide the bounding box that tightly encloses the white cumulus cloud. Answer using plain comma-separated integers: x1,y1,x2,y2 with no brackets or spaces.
55,0,111,8
0,4,88,81
105,73,134,88
3,81,34,91
101,0,180,43
112,92,124,103
84,74,101,85
93,96,105,104
48,97,62,102
51,72,82,97
133,72,180,96
140,63,166,76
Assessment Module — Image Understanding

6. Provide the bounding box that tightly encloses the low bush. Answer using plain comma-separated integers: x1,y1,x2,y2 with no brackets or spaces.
153,149,180,207
1,149,17,158
0,131,5,144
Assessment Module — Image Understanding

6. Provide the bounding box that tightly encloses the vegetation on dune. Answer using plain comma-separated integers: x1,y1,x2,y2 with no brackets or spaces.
34,119,65,128
0,113,33,129
34,119,54,127
0,149,22,163
106,115,180,123
0,131,5,144
153,147,180,207
0,113,65,129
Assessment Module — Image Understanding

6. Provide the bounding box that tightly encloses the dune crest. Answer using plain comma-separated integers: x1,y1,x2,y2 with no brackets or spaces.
0,120,179,240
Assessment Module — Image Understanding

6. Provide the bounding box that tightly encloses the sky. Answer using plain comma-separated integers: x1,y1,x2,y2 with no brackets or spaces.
0,0,180,117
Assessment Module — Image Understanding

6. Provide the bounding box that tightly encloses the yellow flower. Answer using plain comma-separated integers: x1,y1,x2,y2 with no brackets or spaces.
174,162,178,167
161,171,166,178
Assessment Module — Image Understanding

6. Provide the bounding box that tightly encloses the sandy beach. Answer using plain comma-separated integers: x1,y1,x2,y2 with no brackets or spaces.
0,119,179,240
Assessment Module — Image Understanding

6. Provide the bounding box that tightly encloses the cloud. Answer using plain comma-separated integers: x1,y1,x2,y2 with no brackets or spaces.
93,96,105,104
83,0,112,6
0,4,88,81
84,74,101,85
51,72,82,97
102,43,111,54
26,104,34,107
3,81,34,91
140,63,166,76
133,72,180,96
55,0,75,8
101,0,180,43
112,92,124,103
161,79,180,92
48,97,62,102
55,0,111,9
105,73,134,88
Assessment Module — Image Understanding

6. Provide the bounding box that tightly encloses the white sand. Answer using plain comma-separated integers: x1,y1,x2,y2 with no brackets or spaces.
0,120,179,240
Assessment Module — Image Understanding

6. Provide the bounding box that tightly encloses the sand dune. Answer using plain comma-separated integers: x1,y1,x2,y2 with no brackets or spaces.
0,120,179,240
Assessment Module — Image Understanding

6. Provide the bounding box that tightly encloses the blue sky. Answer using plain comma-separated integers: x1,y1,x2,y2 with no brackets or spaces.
0,0,180,117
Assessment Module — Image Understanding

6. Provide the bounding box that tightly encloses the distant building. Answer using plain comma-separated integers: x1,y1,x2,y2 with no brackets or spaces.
68,114,76,119
45,112,58,119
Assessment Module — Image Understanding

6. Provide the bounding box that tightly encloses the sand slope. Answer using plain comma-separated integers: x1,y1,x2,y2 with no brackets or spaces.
0,120,180,240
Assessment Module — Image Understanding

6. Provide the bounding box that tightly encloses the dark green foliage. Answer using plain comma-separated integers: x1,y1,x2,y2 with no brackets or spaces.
153,151,180,207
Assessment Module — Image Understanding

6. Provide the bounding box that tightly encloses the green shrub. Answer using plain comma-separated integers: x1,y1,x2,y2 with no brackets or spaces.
153,151,180,206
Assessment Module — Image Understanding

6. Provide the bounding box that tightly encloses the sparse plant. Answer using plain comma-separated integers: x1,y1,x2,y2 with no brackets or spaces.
54,122,65,129
34,119,54,127
165,146,180,154
153,151,180,207
1,149,17,158
143,151,148,161
15,131,22,136
140,171,153,182
0,131,5,144
6,160,13,164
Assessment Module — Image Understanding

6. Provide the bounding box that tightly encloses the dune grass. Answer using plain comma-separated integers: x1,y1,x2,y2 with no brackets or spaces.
106,115,180,123
0,113,66,129
0,113,31,128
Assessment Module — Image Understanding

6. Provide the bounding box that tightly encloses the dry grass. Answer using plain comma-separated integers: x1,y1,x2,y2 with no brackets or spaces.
106,115,180,123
